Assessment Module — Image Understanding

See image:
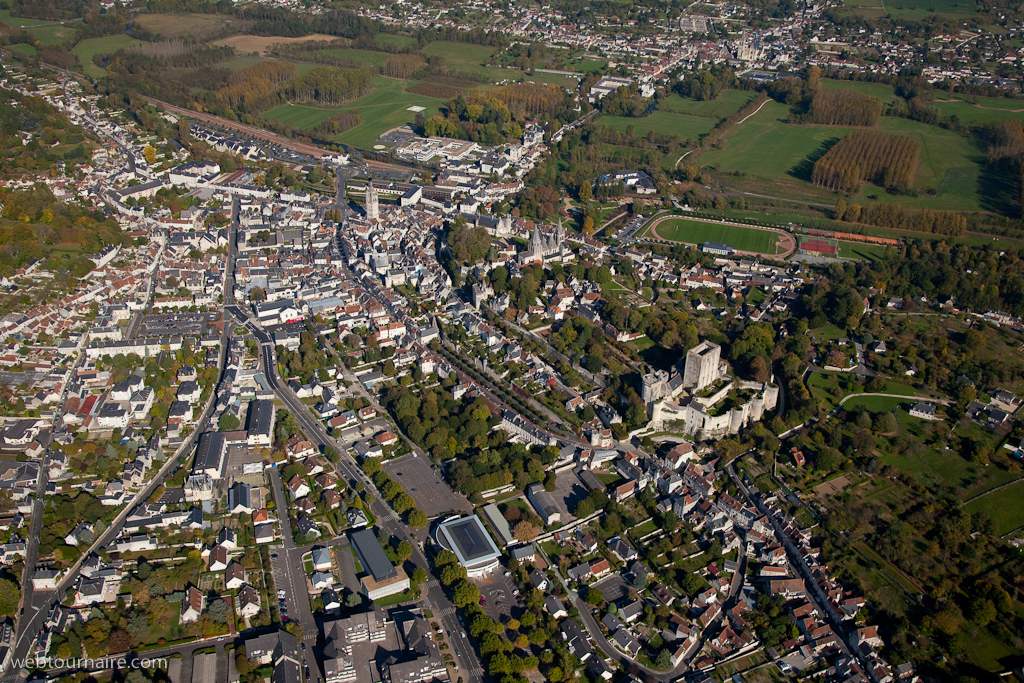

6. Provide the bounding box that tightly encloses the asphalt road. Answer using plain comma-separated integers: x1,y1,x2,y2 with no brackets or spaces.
266,468,323,683
256,340,484,683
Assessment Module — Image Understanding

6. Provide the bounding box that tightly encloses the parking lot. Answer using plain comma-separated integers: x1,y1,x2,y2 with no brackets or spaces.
475,572,520,625
383,454,473,517
592,573,632,604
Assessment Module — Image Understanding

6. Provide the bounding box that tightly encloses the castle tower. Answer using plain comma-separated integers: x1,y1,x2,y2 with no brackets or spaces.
365,184,379,221
683,341,722,391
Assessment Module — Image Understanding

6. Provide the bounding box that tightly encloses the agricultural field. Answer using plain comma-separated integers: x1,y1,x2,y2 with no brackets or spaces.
0,10,42,26
883,0,980,19
7,43,36,57
133,13,250,39
263,76,449,149
212,33,336,55
376,34,419,49
658,90,757,119
698,99,989,213
598,110,716,140
317,47,392,69
72,35,142,78
651,217,781,253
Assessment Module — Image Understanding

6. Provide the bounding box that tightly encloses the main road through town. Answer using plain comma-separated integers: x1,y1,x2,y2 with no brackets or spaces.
253,339,485,683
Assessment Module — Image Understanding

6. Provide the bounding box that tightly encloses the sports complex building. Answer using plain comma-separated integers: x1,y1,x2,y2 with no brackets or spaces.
435,516,502,578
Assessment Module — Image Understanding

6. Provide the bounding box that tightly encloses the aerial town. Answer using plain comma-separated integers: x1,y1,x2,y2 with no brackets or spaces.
1,1,1024,683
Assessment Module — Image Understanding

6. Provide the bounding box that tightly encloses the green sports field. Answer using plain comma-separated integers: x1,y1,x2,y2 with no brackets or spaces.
652,218,780,254
73,35,142,78
420,41,498,78
599,110,716,140
316,47,391,69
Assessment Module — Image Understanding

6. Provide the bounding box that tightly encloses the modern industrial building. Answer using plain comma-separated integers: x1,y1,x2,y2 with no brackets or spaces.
350,528,410,599
435,515,502,578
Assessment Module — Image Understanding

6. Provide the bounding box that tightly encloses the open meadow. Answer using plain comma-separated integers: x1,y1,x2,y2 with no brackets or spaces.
133,13,251,40
73,35,142,78
658,90,757,119
598,110,716,140
698,99,990,213
263,76,448,149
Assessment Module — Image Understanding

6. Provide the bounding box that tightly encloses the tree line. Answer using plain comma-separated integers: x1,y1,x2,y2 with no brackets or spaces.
279,66,372,106
805,89,882,127
811,130,919,193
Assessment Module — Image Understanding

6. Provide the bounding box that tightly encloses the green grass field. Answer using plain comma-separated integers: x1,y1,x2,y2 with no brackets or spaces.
927,99,1024,125
264,76,448,149
8,43,36,56
652,217,780,253
699,100,989,212
964,479,1024,535
820,78,897,102
26,24,77,46
838,241,891,261
317,47,391,69
599,110,716,140
0,9,41,26
421,41,497,77
376,34,418,49
658,90,757,119
73,35,142,78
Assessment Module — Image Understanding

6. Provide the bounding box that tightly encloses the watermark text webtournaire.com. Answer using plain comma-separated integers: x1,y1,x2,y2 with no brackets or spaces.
19,656,169,670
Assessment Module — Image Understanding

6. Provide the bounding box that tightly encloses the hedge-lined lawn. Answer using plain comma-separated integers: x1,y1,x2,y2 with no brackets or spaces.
73,35,142,78
652,217,779,254
964,479,1024,534
658,91,757,119
838,241,892,262
599,110,716,140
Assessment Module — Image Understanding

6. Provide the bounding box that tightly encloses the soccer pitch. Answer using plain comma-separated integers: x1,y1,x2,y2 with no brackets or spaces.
652,218,780,254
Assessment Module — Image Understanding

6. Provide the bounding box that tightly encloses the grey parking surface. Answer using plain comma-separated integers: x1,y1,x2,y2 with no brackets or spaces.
593,573,632,603
383,454,472,517
475,573,519,624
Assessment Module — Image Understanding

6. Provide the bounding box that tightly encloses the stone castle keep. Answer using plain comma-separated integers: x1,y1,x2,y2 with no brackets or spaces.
641,341,779,437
